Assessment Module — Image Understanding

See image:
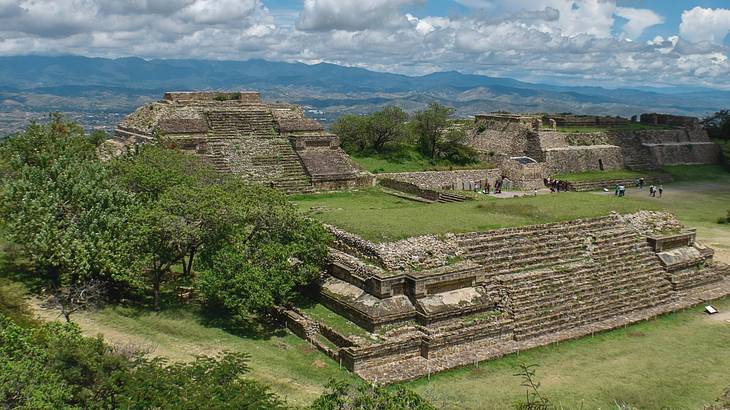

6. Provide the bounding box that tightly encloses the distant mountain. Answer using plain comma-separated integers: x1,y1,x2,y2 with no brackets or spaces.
1,55,729,133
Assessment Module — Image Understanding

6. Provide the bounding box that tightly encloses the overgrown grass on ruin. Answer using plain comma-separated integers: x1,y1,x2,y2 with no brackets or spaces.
551,123,673,133
352,148,494,174
408,297,730,410
552,169,651,182
293,166,730,242
292,187,662,242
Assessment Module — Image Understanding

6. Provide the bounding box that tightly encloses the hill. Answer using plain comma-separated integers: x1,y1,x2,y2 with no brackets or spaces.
1,55,729,134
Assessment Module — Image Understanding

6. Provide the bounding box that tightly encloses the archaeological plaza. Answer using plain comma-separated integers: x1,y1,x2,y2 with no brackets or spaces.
115,91,730,383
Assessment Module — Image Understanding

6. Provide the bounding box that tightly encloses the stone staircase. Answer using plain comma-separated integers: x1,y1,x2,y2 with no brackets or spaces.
610,131,659,170
487,221,673,340
437,192,467,203
456,217,618,281
204,109,314,194
206,109,277,136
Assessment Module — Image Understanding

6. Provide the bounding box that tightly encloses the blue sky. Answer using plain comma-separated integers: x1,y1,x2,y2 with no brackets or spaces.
1,0,730,89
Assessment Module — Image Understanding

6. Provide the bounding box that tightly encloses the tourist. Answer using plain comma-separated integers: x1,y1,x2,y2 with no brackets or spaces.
634,178,640,188
658,185,663,198
650,185,656,197
615,184,620,196
639,177,645,190
617,184,626,197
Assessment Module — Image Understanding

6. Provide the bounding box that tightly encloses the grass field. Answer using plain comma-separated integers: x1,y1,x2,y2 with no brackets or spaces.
293,166,730,242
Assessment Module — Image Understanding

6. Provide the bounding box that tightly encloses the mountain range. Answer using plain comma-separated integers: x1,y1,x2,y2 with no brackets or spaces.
1,55,729,134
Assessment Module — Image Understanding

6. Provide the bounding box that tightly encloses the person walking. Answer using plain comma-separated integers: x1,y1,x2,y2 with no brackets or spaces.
615,184,620,196
639,177,645,190
649,185,655,197
619,184,626,197
658,185,663,198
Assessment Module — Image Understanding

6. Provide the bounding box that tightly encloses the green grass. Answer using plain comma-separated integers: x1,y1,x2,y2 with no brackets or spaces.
662,164,730,182
552,169,651,182
76,306,356,406
298,303,371,339
351,149,494,174
294,166,730,242
408,298,730,409
292,187,663,242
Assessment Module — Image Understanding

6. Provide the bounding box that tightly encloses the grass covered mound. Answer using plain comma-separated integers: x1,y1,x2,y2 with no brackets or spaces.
352,148,494,174
292,188,662,242
552,169,652,182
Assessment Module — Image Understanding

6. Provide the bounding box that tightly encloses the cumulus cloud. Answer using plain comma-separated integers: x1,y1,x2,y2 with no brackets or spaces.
615,7,664,40
0,0,729,90
680,7,730,44
296,0,419,32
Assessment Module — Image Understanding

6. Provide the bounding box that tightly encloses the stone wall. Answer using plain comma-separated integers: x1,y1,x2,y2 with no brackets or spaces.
163,91,261,103
498,159,546,190
640,113,699,128
543,145,624,174
543,114,630,127
378,169,501,190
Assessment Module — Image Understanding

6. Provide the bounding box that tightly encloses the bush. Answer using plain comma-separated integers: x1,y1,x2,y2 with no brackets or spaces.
311,380,435,410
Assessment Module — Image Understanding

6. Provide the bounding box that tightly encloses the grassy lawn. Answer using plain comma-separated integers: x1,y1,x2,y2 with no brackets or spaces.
298,302,371,339
293,187,663,242
552,169,650,182
409,297,730,409
294,166,730,242
352,149,494,174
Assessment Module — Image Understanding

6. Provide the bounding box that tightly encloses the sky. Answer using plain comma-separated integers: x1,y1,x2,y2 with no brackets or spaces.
1,0,730,89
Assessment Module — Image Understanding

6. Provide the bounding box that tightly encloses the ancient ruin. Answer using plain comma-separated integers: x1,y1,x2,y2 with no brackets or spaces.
464,113,722,186
115,91,371,193
284,211,730,383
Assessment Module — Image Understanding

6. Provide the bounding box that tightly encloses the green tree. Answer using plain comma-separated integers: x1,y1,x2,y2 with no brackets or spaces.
332,106,409,154
0,115,142,287
0,314,285,409
411,102,452,158
332,114,371,153
368,106,409,152
196,183,331,318
702,110,730,141
311,380,436,410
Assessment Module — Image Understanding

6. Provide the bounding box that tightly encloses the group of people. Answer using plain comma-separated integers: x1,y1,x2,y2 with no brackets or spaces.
543,178,569,193
649,184,663,197
476,177,505,194
614,184,627,197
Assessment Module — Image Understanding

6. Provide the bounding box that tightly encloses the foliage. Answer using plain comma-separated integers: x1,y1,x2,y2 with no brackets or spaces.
0,314,285,409
332,106,409,153
513,363,552,410
411,102,452,158
702,110,730,141
0,114,142,286
311,380,435,410
410,103,478,163
352,147,493,173
196,183,331,318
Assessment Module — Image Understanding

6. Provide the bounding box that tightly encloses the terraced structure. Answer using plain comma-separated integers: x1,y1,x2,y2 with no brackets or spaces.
115,91,370,194
283,211,730,383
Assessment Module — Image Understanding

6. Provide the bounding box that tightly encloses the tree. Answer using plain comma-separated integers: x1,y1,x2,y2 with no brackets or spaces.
0,314,285,409
331,106,409,154
0,115,142,287
438,127,479,165
411,102,452,158
331,114,370,153
196,183,331,318
311,380,436,410
702,110,730,141
368,106,409,152
42,279,106,323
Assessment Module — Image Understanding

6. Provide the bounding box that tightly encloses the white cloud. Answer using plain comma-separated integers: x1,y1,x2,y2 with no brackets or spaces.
680,7,730,44
0,0,729,90
615,7,664,40
296,0,419,32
